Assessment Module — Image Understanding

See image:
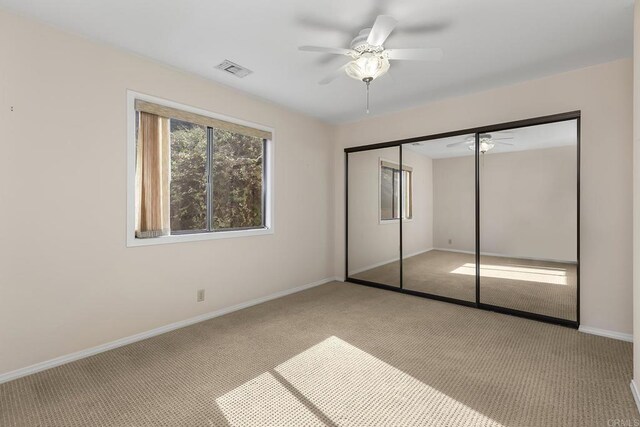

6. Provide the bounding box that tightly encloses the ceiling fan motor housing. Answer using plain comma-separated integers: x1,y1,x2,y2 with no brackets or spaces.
350,28,384,53
350,28,371,51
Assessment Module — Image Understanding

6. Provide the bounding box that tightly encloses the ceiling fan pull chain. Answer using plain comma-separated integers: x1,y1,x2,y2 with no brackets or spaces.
365,78,371,114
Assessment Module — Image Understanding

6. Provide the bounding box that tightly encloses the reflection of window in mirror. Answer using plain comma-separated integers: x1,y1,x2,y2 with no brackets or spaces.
380,160,412,221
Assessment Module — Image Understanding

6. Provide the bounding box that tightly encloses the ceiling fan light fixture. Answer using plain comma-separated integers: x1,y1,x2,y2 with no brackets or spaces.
345,52,390,82
468,140,495,153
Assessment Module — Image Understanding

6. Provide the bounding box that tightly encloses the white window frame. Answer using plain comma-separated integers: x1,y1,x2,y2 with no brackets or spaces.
126,90,275,247
378,157,413,225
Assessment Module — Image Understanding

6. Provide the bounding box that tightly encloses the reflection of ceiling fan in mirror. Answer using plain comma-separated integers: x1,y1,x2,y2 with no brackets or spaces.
446,133,514,153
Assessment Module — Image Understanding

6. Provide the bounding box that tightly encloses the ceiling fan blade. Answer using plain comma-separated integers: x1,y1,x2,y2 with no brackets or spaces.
398,21,451,35
299,46,354,56
367,15,398,46
492,137,514,140
446,140,469,148
493,141,514,146
319,64,348,85
386,48,443,61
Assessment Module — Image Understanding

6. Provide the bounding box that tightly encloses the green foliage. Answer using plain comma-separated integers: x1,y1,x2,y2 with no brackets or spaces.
212,130,263,230
170,121,207,231
169,121,263,232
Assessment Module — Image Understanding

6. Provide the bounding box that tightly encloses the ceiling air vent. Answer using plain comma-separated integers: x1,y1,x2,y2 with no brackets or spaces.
215,60,253,78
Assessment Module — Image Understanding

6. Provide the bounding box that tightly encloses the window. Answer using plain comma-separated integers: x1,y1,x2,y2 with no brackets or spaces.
380,160,412,221
128,93,273,246
167,122,265,234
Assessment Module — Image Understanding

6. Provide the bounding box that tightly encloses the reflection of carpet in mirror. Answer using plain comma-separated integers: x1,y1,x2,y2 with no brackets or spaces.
352,250,577,320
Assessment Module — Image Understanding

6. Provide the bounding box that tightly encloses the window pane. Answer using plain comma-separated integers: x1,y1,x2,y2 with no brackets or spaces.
403,170,412,219
394,170,401,219
380,166,394,220
212,129,264,230
169,119,207,233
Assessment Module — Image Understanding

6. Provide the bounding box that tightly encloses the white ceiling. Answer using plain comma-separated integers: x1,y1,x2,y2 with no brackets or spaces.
405,119,578,159
1,0,632,123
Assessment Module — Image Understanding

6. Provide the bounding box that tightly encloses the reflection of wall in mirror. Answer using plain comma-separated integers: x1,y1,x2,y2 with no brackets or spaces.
348,149,433,274
433,145,578,263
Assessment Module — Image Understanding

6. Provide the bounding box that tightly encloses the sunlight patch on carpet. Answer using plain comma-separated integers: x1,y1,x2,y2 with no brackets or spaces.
216,372,325,427
217,336,503,426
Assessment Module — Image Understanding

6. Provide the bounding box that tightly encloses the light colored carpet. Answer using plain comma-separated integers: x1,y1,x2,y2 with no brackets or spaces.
352,250,577,320
0,282,634,426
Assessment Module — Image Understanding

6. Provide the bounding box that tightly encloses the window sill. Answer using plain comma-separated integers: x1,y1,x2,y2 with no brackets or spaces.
127,227,273,247
378,218,414,225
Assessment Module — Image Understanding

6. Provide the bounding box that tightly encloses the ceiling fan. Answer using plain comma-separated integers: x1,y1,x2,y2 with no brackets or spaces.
446,133,514,153
299,15,444,113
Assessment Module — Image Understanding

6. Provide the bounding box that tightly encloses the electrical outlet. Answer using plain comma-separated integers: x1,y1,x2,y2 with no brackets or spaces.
197,289,205,302
448,239,452,245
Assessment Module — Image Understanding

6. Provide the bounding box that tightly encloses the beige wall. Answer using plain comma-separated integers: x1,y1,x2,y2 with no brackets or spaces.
433,146,578,262
335,59,633,335
633,0,640,390
404,152,434,259
0,10,334,376
347,148,433,274
432,155,476,254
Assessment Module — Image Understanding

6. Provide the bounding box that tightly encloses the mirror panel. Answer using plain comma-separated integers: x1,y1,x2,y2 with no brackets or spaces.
402,135,476,302
479,120,578,321
347,147,401,288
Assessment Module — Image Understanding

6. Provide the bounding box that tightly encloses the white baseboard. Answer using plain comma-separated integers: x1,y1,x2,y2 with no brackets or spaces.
349,248,433,275
433,248,577,265
579,325,633,342
0,276,339,385
631,380,640,414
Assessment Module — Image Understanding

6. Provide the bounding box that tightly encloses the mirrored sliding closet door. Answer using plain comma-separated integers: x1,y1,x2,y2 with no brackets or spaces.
347,146,401,288
478,120,579,321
